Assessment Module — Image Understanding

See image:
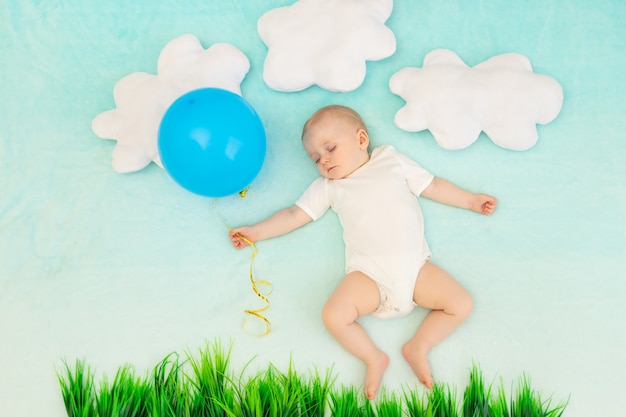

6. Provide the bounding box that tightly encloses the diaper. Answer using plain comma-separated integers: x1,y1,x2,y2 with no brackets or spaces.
371,282,417,319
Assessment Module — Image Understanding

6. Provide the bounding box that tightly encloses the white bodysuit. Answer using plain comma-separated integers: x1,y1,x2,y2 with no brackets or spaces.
295,145,434,319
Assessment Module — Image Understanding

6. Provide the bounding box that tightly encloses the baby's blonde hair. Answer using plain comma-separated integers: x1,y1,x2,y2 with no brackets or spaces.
301,105,368,140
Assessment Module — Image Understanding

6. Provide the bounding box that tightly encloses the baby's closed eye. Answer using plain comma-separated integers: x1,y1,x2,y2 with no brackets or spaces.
310,152,321,163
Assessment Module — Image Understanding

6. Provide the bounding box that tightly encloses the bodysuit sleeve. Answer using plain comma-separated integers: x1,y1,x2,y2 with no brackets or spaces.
295,177,331,221
390,147,435,196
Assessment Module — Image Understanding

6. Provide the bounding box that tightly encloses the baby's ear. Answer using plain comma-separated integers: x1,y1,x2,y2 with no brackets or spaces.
358,129,369,149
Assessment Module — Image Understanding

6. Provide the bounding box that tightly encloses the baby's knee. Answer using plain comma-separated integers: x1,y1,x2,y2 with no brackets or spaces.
321,301,338,330
321,300,354,332
455,292,474,321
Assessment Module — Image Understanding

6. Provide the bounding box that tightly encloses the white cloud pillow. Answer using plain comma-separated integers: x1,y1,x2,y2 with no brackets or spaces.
258,0,396,92
390,49,563,150
92,34,250,173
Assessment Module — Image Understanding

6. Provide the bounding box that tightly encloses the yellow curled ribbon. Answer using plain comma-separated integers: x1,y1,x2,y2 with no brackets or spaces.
214,194,272,336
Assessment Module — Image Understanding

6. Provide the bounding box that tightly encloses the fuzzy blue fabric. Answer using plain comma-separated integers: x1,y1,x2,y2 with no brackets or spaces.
1,1,625,416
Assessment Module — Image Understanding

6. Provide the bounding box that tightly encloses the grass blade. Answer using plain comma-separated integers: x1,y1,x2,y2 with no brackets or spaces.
329,385,374,417
96,364,149,417
463,365,494,417
403,384,427,417
375,388,403,417
186,340,236,417
148,352,190,417
299,367,335,417
427,383,458,417
57,358,96,417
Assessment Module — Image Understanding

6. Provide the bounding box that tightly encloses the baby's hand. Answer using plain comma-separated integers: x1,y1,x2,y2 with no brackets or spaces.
229,227,254,249
472,194,497,216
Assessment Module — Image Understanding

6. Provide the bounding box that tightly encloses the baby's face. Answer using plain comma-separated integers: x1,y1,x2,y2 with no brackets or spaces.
302,117,370,179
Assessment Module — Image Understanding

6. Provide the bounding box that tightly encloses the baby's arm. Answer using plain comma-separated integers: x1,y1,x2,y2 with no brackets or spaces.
229,205,313,249
421,177,497,215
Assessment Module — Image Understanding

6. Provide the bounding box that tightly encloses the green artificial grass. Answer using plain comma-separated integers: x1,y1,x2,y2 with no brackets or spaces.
462,365,492,417
298,367,334,417
374,389,403,417
57,339,568,417
96,364,150,417
58,358,96,417
185,341,237,416
329,386,375,417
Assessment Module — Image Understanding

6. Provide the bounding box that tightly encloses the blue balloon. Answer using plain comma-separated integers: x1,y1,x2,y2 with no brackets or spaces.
158,88,266,197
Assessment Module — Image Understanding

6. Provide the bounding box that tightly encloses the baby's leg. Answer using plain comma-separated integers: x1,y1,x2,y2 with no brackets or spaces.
402,261,473,388
322,271,389,399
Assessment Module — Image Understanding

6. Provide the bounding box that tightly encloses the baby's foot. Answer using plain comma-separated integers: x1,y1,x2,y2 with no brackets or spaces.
402,342,434,389
364,351,389,399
